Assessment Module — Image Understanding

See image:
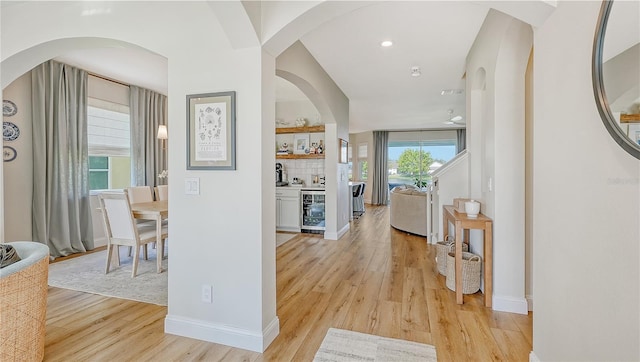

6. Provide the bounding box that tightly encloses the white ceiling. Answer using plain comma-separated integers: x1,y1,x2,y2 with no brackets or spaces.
55,47,168,95
50,1,490,133
300,1,488,132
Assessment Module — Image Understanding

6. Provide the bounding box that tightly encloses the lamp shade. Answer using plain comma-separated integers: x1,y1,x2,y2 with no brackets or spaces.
157,125,168,140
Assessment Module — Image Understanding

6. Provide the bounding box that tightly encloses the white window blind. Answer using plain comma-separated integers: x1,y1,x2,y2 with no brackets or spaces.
87,97,130,157
358,143,368,158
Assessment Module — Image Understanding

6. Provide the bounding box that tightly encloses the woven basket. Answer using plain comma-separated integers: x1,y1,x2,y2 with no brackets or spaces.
0,254,49,362
445,251,481,294
435,236,468,275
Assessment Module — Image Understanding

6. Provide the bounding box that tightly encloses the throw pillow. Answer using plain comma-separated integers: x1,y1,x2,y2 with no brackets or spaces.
390,186,404,193
0,244,21,268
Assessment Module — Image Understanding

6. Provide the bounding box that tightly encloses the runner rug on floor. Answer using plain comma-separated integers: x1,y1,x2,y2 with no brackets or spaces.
313,328,437,362
48,245,168,306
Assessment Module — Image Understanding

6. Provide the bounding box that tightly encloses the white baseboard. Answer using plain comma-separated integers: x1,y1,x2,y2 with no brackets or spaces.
529,351,541,362
325,223,350,240
165,315,280,353
93,237,107,248
526,294,533,311
262,317,280,349
492,295,529,314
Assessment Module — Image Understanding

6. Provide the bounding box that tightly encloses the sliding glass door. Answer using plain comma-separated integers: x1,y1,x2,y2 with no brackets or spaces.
388,131,457,190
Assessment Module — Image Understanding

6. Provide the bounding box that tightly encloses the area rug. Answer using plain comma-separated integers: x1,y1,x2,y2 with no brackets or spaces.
48,245,168,306
314,328,437,362
276,232,297,247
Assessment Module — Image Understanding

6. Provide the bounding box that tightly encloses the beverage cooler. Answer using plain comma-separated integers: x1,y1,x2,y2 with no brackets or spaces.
301,190,325,233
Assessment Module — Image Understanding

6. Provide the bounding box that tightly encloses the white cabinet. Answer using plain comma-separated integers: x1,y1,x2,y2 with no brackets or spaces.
276,188,300,232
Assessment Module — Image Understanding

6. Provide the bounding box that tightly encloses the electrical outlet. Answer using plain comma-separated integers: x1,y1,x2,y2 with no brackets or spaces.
201,284,213,303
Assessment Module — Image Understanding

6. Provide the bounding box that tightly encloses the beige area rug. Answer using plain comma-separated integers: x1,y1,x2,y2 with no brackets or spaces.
48,245,168,306
314,328,437,362
276,232,297,247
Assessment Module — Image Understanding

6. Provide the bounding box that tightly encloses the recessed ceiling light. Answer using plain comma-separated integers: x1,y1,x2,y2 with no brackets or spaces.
451,115,463,122
440,89,464,96
381,40,393,47
410,66,421,77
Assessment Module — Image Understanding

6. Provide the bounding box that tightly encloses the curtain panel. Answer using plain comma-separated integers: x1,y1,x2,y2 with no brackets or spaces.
31,60,94,257
457,128,466,153
372,131,389,205
130,86,168,187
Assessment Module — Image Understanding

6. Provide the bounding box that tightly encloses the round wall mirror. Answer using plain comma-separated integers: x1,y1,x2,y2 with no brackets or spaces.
592,0,640,159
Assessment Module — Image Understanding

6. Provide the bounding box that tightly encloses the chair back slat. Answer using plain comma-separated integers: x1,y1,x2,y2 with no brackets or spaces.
155,185,168,201
352,184,362,197
126,186,153,204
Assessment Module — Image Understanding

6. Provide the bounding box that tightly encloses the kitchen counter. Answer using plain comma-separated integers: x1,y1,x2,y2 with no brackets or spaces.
276,184,325,191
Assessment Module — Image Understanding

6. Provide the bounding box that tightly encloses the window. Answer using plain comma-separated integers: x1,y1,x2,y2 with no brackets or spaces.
358,143,368,181
87,98,131,190
388,135,457,190
89,156,109,190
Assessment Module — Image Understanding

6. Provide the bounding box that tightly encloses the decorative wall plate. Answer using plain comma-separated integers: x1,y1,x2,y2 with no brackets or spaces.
3,146,17,162
3,121,20,141
3,100,17,117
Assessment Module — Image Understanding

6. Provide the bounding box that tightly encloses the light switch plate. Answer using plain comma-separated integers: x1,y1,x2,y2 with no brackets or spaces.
185,177,200,195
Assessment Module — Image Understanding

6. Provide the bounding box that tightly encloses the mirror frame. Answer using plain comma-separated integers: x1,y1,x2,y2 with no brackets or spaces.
592,0,640,159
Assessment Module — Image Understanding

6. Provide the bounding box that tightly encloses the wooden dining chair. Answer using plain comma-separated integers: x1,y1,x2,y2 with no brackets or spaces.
126,186,154,203
97,191,168,277
125,186,157,253
154,185,168,201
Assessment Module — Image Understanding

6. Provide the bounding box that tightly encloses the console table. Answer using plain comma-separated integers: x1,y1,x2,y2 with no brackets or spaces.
442,205,493,307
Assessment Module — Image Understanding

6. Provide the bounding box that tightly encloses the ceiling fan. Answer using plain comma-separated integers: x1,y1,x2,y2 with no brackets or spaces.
444,109,465,125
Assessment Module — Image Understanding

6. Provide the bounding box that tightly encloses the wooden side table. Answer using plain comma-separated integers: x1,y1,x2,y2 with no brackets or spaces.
442,205,493,307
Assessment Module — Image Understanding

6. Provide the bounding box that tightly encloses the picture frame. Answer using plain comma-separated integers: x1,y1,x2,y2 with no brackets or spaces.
293,133,310,154
339,138,348,164
186,91,236,170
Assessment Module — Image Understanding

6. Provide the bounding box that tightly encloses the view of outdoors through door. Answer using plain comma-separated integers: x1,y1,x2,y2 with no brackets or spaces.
388,138,457,190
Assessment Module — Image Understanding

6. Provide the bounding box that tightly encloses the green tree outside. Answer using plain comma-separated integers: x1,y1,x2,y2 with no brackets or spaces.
397,149,433,177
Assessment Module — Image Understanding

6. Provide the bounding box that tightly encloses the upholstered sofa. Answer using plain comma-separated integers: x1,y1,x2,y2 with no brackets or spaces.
390,185,428,236
0,241,50,361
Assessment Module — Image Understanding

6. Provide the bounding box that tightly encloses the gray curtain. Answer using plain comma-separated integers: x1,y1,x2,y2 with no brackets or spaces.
372,131,389,205
130,86,167,187
31,60,93,257
457,128,466,153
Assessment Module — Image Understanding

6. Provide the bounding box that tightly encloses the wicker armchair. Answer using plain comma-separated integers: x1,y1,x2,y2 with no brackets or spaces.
0,241,50,361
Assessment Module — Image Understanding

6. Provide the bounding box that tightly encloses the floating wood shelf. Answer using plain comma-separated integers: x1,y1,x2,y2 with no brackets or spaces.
620,114,640,123
275,125,325,134
276,153,325,159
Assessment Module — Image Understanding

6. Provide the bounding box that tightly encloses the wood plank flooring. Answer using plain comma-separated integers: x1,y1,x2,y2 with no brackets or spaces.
44,205,532,361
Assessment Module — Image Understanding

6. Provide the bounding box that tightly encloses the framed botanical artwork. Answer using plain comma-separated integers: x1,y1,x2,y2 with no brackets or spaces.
186,91,236,170
294,133,310,154
339,138,348,164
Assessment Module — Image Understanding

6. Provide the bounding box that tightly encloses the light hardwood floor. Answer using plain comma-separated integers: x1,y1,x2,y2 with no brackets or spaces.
45,205,532,361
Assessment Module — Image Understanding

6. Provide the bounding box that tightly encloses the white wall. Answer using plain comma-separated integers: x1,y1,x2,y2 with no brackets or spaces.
1,1,277,352
524,52,533,310
532,2,639,360
465,10,531,314
276,100,320,126
2,73,33,242
431,152,469,242
350,131,373,204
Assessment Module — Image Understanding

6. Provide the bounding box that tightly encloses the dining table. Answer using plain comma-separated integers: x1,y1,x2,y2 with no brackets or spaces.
130,200,168,273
